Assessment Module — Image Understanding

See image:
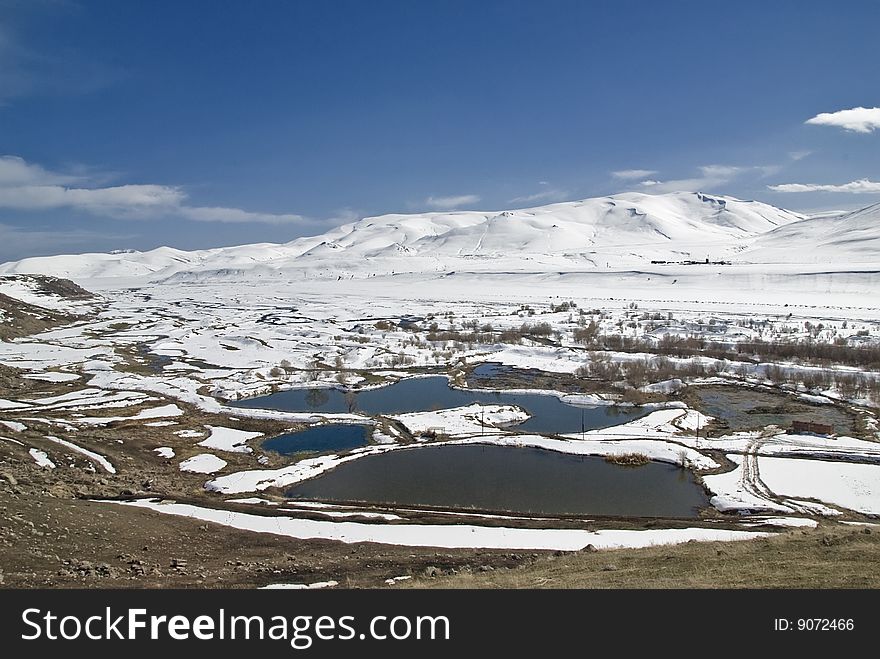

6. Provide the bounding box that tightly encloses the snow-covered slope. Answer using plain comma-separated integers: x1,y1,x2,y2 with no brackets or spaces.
746,202,880,263
0,191,814,282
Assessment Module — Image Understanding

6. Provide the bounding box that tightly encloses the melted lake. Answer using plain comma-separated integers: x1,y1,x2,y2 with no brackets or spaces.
286,444,708,518
263,424,371,455
233,376,645,434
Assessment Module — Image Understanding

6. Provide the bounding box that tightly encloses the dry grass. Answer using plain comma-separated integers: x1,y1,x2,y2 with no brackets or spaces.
604,453,651,466
403,525,880,589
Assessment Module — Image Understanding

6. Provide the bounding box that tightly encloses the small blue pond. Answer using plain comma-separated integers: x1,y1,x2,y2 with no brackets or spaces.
263,424,371,455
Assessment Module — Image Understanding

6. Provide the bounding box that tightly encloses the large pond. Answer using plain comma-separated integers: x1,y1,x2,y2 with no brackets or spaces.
286,444,708,518
263,424,371,455
232,376,645,434
692,386,854,433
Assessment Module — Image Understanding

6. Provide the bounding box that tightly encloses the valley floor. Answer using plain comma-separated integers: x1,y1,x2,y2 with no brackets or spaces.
1,271,879,588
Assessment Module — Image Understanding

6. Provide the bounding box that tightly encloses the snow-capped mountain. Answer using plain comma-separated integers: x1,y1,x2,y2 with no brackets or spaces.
745,202,880,263
2,190,862,283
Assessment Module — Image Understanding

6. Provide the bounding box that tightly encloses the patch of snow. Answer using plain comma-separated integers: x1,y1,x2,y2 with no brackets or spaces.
71,403,185,426
44,435,116,473
23,372,82,382
260,581,338,590
745,517,819,529
639,378,686,394
393,403,529,436
226,497,279,506
116,499,769,551
179,453,227,474
371,430,397,444
29,448,56,468
283,507,402,521
758,456,880,516
673,409,713,431
153,447,175,458
174,429,205,438
197,425,262,453
0,420,26,432
0,277,96,312
796,393,833,405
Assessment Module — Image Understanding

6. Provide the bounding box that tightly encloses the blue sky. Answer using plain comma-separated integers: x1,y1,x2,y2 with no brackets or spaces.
1,0,878,261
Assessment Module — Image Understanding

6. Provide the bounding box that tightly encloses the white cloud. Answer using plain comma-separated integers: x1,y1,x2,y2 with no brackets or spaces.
788,150,812,161
177,206,309,225
805,107,880,133
509,189,569,204
768,179,880,194
0,154,312,224
611,169,658,180
698,165,742,178
0,183,185,213
0,155,84,186
760,166,782,178
424,194,480,210
632,162,782,194
635,164,738,192
636,177,726,193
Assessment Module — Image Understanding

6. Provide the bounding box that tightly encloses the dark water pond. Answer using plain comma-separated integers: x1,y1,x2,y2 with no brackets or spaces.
286,444,708,518
232,376,645,434
692,386,853,432
469,362,544,382
263,424,371,455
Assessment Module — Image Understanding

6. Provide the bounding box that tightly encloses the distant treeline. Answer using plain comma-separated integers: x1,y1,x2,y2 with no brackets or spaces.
576,332,880,370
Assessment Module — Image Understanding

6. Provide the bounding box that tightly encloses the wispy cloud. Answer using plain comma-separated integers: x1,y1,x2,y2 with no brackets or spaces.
768,179,880,194
633,164,740,193
611,169,658,180
177,206,308,225
509,188,568,205
0,155,84,185
788,150,812,161
805,107,880,134
424,194,480,210
633,163,784,193
0,154,312,224
637,177,725,193
698,165,742,178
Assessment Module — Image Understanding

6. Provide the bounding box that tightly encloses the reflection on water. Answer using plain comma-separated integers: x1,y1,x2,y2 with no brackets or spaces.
263,424,371,455
233,376,645,434
287,444,708,518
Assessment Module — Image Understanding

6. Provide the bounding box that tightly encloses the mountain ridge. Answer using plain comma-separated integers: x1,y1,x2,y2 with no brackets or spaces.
2,191,876,283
